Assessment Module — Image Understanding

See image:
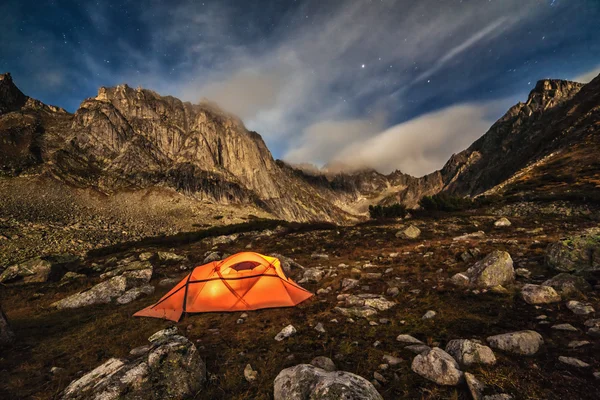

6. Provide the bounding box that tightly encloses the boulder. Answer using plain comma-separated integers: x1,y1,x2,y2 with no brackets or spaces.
451,251,514,288
542,273,591,298
0,306,14,345
445,339,496,367
411,347,463,386
300,268,325,283
273,364,383,400
342,278,360,291
520,284,561,305
311,356,336,372
545,232,600,273
486,330,543,355
465,372,485,400
100,260,153,279
61,328,206,400
0,257,54,284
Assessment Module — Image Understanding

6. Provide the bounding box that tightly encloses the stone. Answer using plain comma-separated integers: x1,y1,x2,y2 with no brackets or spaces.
490,285,509,294
546,232,600,273
334,306,378,319
311,253,329,260
0,306,14,345
551,323,578,332
558,356,590,368
342,278,359,291
275,324,297,341
138,252,154,261
203,251,222,263
158,277,181,287
244,364,258,382
270,253,304,275
445,339,496,367
61,329,206,400
52,276,128,309
494,217,511,227
520,284,561,305
542,273,591,298
311,356,336,372
422,310,436,320
585,319,600,328
567,340,590,348
386,287,400,297
588,327,600,338
451,251,514,288
60,271,86,284
382,354,402,366
483,395,513,400
405,344,432,354
100,260,153,279
453,231,485,241
486,330,543,355
116,284,155,305
129,345,151,356
411,347,463,386
566,300,595,315
373,371,386,384
396,225,421,239
396,334,424,345
314,322,326,333
0,257,54,284
156,251,186,263
273,364,383,400
515,268,531,279
300,268,325,283
465,372,485,400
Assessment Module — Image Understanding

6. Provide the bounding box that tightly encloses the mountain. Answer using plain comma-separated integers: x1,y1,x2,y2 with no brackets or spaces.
0,73,357,228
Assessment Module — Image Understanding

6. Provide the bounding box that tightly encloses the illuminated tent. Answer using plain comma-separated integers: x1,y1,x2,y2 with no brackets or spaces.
134,252,313,321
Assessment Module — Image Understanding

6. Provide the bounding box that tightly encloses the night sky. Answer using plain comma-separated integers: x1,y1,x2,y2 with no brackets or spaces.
1,0,599,176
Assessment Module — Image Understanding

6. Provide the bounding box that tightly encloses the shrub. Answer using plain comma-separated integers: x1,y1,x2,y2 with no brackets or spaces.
368,203,407,219
418,193,475,212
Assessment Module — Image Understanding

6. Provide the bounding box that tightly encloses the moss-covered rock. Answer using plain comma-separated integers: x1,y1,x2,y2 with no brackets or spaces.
546,232,600,273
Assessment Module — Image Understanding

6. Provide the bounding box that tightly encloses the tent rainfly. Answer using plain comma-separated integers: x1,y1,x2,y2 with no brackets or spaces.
134,252,313,321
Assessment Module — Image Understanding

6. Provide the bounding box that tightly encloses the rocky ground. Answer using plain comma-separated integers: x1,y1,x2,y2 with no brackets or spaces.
1,204,600,399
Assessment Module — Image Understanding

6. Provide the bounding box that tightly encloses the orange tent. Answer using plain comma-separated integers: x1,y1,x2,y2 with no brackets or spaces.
134,252,313,321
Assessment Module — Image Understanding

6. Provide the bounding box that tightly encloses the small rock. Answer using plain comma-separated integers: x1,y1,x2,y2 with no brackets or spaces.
275,324,297,341
568,340,590,348
382,354,402,366
566,300,595,315
515,268,531,279
244,364,258,382
520,284,561,305
373,371,387,384
558,356,590,368
157,251,186,264
487,330,543,355
465,372,485,400
314,322,326,333
310,356,336,372
494,217,511,227
396,334,424,345
203,252,222,263
341,278,360,291
396,225,421,239
405,344,432,354
422,310,436,320
551,323,578,332
310,253,329,260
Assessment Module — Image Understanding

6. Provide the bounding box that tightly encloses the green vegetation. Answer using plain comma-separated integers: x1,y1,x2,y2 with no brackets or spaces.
368,203,407,219
419,193,475,211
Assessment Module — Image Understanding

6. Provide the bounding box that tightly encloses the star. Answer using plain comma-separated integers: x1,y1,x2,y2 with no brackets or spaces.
361,64,365,69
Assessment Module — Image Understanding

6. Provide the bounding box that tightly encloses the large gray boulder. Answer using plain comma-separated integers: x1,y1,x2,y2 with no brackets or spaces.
445,339,496,367
271,253,305,275
411,347,463,386
542,273,591,298
274,364,382,400
487,330,543,356
0,306,14,345
545,231,600,273
61,328,206,400
451,251,514,288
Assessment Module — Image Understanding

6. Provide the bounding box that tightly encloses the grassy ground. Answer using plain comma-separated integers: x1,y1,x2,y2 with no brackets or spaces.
1,210,599,399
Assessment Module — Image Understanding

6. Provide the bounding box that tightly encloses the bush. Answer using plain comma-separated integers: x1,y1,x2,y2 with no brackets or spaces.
368,203,407,219
418,193,475,212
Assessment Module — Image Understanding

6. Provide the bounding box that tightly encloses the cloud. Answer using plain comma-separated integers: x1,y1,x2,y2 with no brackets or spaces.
574,65,600,83
285,101,513,177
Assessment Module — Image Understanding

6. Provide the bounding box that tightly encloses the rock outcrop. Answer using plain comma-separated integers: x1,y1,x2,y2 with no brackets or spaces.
546,231,600,273
61,328,206,400
451,250,514,288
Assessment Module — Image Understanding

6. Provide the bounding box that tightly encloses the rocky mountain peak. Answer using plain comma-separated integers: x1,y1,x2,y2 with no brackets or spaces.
0,72,28,115
525,79,583,113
